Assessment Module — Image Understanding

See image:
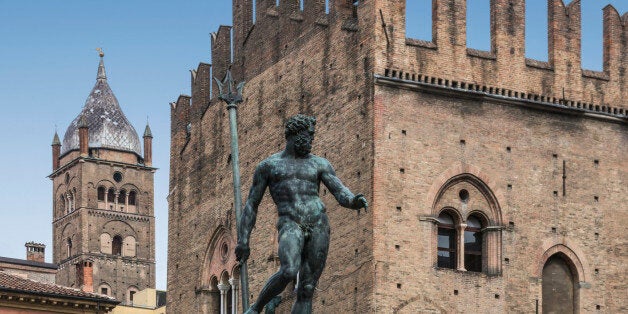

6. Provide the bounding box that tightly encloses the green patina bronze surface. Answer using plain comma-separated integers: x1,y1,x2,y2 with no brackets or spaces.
236,114,368,314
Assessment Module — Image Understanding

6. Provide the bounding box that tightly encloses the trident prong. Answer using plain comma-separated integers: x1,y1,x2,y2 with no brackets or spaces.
215,69,245,107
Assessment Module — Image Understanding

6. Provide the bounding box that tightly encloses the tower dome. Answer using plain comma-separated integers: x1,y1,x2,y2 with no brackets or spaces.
61,54,141,156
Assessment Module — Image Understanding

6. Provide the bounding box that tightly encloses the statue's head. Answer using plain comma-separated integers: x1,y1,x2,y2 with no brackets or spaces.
285,114,316,157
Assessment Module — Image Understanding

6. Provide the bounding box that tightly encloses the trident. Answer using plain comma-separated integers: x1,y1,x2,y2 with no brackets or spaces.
215,69,249,311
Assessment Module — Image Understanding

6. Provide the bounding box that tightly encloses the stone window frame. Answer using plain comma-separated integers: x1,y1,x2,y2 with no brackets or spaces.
428,171,504,276
99,282,113,296
126,286,139,305
112,235,123,256
96,184,140,213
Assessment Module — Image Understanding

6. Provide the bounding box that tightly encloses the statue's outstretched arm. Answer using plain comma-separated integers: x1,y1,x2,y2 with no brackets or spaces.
320,159,368,211
239,162,269,246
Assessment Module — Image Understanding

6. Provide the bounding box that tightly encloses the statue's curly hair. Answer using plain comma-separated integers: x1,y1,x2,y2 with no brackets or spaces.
285,114,316,138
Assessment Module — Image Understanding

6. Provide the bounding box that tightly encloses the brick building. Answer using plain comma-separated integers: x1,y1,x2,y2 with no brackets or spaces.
168,0,626,313
0,242,57,284
50,53,157,305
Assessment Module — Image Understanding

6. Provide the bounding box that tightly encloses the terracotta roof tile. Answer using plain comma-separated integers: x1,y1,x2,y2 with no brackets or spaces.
0,271,117,303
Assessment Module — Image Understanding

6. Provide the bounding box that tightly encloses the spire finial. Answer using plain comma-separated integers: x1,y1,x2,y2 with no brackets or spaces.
96,47,104,58
52,129,61,146
96,48,107,81
143,122,153,138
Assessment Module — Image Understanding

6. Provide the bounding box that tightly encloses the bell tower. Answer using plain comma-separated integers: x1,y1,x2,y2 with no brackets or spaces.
49,51,156,304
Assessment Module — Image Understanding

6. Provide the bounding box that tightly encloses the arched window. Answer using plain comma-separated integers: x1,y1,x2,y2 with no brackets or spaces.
464,215,483,272
66,238,73,258
60,195,66,215
97,186,106,201
118,189,127,211
126,286,139,305
112,235,122,256
107,188,115,203
68,191,75,212
437,212,456,269
99,283,112,296
128,191,137,206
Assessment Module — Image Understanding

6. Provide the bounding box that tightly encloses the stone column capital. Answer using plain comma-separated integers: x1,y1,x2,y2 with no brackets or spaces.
228,277,239,289
217,283,231,293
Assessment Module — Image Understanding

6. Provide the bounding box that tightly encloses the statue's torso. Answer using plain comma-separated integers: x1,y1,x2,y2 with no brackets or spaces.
264,153,326,225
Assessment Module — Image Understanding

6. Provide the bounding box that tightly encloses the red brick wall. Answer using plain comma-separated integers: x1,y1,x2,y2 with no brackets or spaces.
168,0,626,313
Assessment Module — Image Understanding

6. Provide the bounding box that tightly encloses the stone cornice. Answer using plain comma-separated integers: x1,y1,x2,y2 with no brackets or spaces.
49,156,157,179
53,207,153,225
57,253,155,269
374,73,627,124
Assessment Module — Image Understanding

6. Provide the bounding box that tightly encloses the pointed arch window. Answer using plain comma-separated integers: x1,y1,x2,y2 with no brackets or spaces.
437,212,457,269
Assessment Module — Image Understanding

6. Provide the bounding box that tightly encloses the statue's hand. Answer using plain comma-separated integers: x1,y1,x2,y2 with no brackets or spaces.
235,242,250,263
353,194,368,213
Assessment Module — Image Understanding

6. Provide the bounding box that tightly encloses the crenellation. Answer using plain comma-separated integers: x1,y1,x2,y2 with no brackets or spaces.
171,95,191,156
490,0,525,86
549,0,582,99
330,0,353,19
191,63,212,121
278,0,299,15
211,26,233,98
303,0,326,23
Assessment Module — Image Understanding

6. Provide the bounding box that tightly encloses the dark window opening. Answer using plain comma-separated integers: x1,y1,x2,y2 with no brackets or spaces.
97,186,106,201
464,215,483,272
437,212,456,269
101,287,108,295
128,191,137,206
130,290,136,302
107,188,115,203
118,190,127,205
112,235,122,256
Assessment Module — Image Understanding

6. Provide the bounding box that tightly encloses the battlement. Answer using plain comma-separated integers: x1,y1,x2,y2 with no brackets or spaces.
171,0,625,133
231,0,365,80
171,0,372,137
375,0,627,110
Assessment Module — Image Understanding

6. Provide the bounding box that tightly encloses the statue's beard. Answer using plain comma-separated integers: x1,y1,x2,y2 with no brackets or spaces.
294,135,312,157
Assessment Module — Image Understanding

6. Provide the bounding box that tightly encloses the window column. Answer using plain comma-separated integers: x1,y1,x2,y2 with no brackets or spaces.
217,282,230,314
228,277,239,314
114,191,119,211
456,223,467,271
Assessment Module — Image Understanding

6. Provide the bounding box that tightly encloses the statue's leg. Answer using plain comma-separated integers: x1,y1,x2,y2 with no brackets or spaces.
248,219,304,313
291,216,330,314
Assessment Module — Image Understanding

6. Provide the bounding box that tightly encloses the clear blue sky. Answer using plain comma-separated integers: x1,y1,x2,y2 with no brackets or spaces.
0,0,624,291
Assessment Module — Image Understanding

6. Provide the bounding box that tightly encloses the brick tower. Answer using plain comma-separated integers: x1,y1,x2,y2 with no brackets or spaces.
50,52,156,305
168,1,626,313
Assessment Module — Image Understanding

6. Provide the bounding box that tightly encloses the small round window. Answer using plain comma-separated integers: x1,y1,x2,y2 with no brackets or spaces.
220,242,229,261
459,189,470,203
113,172,123,183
